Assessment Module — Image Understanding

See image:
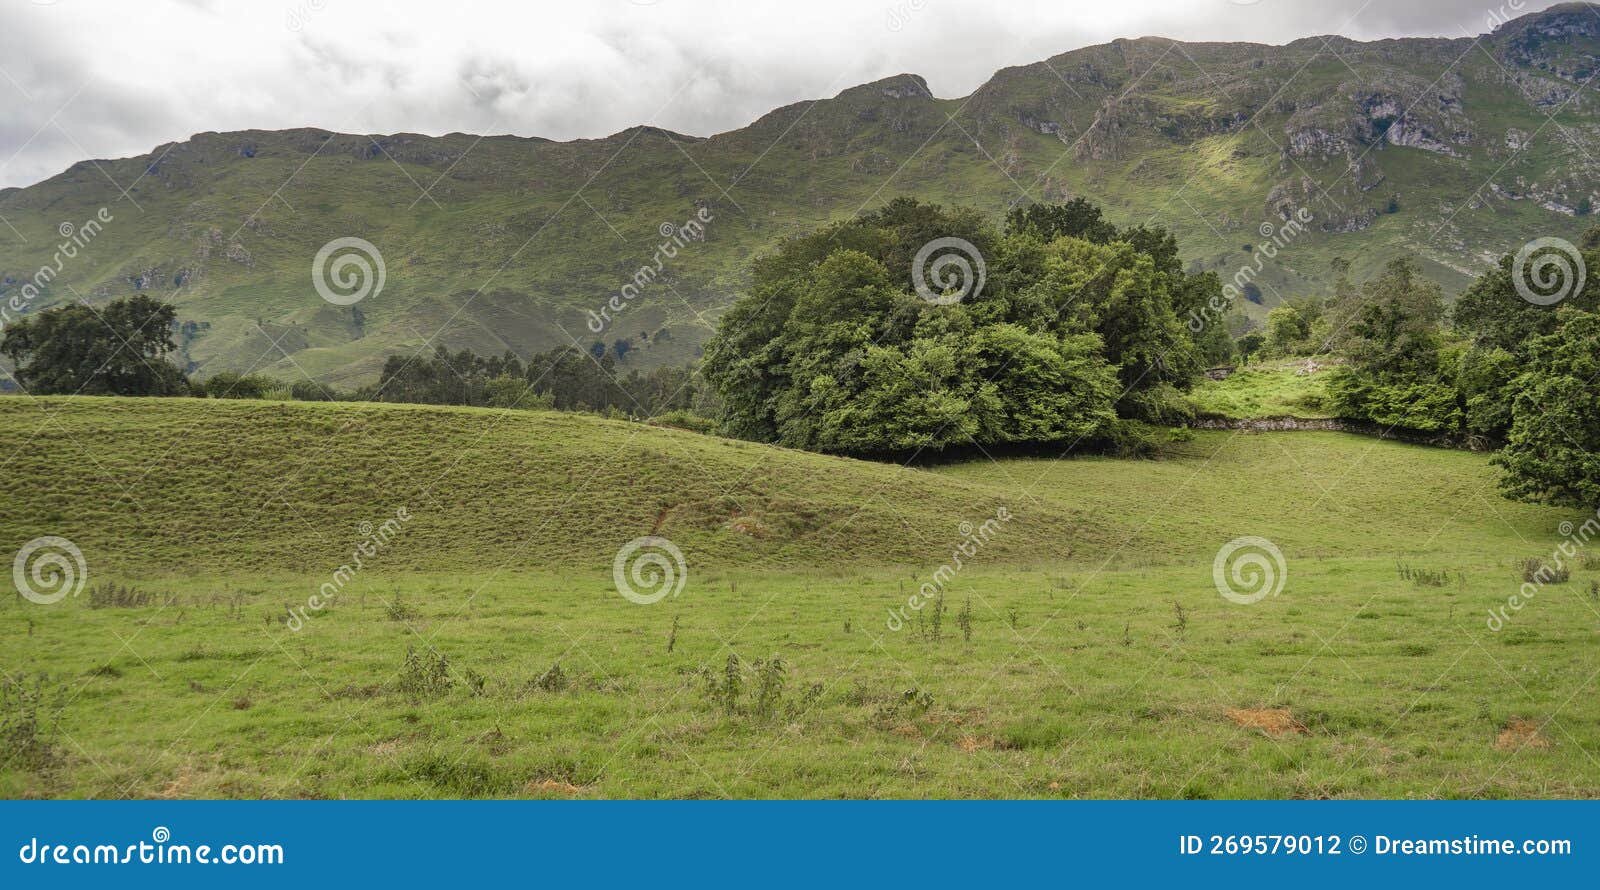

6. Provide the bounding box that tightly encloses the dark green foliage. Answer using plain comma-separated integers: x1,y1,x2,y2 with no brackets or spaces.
1494,310,1600,507
289,380,343,401
1,294,188,396
376,346,530,406
1326,259,1460,432
703,199,1211,455
1452,240,1600,356
1454,346,1518,438
531,662,568,693
372,344,698,417
1237,332,1265,361
202,372,275,399
1004,197,1119,244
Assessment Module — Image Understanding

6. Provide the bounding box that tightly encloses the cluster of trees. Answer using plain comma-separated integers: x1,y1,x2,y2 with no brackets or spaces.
1308,231,1600,507
372,346,698,417
8,203,1599,507
0,297,699,421
702,197,1225,455
0,295,189,396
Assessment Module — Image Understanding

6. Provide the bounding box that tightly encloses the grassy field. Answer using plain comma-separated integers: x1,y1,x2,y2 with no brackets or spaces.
2,397,1597,798
1187,359,1337,420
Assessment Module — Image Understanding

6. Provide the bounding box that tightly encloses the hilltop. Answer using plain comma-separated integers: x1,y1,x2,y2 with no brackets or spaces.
2,5,1599,384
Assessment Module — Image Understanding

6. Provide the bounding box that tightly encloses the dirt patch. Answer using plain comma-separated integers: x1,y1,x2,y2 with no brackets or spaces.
368,739,404,757
158,769,196,799
525,779,584,797
726,514,770,538
650,505,673,535
956,735,995,752
1226,707,1307,738
889,721,920,738
1495,719,1551,752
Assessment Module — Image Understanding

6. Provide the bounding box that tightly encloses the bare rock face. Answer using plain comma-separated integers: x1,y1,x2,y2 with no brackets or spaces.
1075,97,1125,161
879,75,932,100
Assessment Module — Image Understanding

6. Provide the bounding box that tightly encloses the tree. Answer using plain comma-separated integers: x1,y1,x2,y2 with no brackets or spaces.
1325,259,1460,432
0,295,188,396
1004,198,1118,244
1265,305,1307,355
703,198,1203,455
1494,310,1600,507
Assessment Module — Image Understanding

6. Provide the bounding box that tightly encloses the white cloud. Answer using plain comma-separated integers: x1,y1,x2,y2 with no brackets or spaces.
0,0,1566,188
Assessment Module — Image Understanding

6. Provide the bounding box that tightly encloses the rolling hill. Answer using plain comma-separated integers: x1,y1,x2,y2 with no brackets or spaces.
0,396,1572,579
2,5,1599,386
2,396,1594,799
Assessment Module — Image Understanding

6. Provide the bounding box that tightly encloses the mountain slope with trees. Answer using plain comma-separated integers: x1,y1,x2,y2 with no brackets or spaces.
2,5,1599,386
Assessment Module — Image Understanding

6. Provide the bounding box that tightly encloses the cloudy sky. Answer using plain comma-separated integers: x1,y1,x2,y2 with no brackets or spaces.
0,0,1565,189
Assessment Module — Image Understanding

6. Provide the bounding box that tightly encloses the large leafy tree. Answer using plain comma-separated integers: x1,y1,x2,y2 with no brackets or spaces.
1,295,188,396
702,199,1205,455
1325,258,1461,432
1494,310,1600,507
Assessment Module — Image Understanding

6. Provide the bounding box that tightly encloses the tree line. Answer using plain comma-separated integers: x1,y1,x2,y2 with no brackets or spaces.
0,295,699,421
4,200,1598,506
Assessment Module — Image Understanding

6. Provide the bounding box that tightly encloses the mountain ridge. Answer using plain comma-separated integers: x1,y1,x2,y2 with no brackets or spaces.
3,4,1598,385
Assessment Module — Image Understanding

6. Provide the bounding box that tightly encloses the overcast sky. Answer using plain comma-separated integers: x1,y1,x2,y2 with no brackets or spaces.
0,0,1567,189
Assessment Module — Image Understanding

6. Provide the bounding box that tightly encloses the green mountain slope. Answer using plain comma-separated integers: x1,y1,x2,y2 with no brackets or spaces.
2,5,1598,385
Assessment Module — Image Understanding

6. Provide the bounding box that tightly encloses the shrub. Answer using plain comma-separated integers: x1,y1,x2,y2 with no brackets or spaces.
647,409,718,434
1,674,65,770
1520,558,1570,585
397,647,453,700
202,372,276,399
290,380,343,401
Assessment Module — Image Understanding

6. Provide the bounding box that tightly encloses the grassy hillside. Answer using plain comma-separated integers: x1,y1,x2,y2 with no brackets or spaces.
3,397,1597,799
1187,359,1338,419
2,6,1599,384
0,395,1568,576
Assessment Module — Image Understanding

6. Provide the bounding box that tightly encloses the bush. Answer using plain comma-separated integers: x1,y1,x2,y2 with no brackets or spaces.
484,375,552,410
1120,383,1196,426
1097,419,1165,458
202,372,276,399
647,409,718,434
1520,558,1570,585
290,380,343,401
